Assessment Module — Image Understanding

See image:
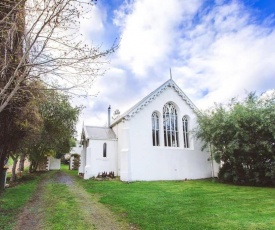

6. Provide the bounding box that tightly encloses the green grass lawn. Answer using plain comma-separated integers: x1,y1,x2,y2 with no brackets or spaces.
0,173,41,230
75,176,275,230
2,165,275,230
44,180,93,230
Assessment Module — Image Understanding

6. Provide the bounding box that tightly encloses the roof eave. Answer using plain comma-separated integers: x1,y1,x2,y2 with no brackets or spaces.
110,79,200,124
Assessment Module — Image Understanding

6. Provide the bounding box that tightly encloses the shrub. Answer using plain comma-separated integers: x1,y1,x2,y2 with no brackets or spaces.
196,92,275,186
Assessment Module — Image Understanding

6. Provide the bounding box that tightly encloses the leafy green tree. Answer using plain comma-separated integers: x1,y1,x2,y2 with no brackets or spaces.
0,81,44,182
28,90,80,172
0,81,40,185
0,0,114,185
9,92,43,180
0,80,79,184
196,92,275,186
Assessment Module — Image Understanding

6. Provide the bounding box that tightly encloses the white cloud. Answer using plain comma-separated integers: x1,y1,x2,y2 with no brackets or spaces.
114,0,203,76
77,0,275,136
171,1,275,109
80,3,106,36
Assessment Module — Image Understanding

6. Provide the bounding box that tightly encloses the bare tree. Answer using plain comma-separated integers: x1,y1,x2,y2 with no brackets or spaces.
0,0,117,113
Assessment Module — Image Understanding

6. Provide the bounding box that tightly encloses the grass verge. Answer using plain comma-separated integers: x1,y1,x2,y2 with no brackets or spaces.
43,171,94,230
76,178,275,230
0,173,41,230
43,183,93,230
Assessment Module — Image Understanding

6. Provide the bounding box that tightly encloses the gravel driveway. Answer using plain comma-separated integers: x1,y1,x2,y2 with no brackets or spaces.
14,170,135,230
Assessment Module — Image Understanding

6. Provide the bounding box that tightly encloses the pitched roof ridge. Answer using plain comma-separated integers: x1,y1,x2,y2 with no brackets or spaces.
83,125,117,140
111,79,199,126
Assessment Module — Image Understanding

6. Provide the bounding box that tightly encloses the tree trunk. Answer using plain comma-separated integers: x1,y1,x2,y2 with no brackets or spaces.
29,161,33,173
0,147,9,173
0,155,5,176
29,160,38,173
11,156,19,181
0,149,9,191
19,153,26,171
0,156,6,191
33,161,38,172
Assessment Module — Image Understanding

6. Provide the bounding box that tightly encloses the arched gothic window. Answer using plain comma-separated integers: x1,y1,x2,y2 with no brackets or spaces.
152,112,160,146
103,143,107,157
163,103,179,147
182,116,189,148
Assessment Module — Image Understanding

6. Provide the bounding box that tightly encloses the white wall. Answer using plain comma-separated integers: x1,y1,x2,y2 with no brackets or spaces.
71,141,82,155
47,156,61,170
213,158,220,177
121,87,213,181
113,121,132,181
84,139,117,179
78,140,87,174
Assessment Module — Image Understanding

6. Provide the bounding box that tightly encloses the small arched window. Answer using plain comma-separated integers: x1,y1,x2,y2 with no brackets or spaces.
182,116,189,148
152,112,160,146
103,143,107,157
163,103,179,147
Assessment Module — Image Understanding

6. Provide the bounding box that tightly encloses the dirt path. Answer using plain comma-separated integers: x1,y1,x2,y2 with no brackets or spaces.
14,173,49,230
14,171,135,230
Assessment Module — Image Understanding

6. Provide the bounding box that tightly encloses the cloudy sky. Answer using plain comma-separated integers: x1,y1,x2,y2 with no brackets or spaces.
75,0,275,136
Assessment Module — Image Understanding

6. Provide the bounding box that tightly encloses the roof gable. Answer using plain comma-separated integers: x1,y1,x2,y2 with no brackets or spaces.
111,79,199,126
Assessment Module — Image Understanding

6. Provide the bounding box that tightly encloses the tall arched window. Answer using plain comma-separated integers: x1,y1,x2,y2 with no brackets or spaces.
182,116,189,148
152,112,160,146
163,103,179,147
103,143,107,157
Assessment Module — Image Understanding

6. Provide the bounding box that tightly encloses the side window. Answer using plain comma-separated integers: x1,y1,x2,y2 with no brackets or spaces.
182,116,189,148
103,143,107,157
163,102,179,147
152,112,160,146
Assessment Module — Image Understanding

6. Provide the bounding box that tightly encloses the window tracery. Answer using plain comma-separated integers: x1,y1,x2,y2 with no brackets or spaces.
152,112,160,146
163,103,179,147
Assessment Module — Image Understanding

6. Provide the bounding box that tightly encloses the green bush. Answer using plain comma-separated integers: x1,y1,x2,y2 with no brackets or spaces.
196,92,275,186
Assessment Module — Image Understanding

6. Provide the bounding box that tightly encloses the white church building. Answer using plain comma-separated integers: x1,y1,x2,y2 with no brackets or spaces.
79,79,219,181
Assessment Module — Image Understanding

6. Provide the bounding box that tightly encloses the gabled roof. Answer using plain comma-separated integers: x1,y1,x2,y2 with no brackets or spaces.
111,79,199,126
82,126,117,140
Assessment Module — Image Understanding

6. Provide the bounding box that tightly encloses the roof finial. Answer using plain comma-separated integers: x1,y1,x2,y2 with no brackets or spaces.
170,68,172,80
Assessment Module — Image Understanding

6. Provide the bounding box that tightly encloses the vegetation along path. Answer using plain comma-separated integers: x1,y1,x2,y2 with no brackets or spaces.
14,170,133,230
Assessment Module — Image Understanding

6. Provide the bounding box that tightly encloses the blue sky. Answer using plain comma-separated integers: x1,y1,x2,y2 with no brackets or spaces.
75,0,275,135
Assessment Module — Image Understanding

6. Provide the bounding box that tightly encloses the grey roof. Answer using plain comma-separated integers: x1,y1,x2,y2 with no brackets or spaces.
83,126,117,140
